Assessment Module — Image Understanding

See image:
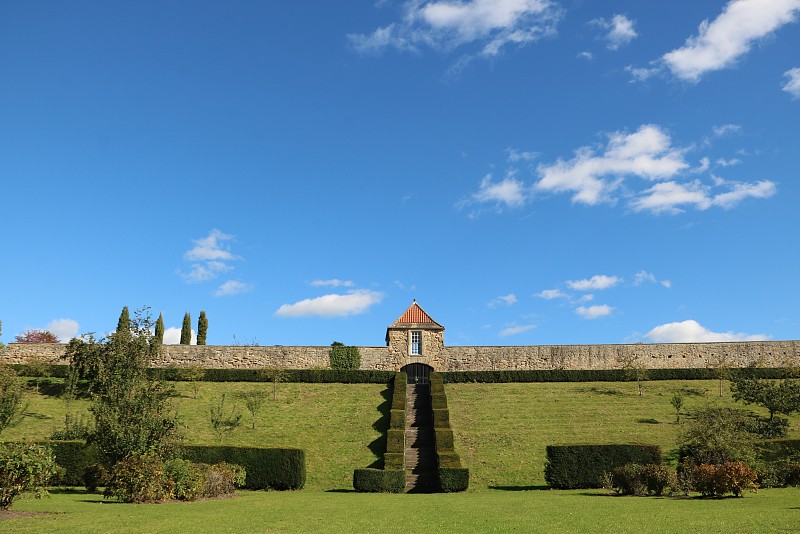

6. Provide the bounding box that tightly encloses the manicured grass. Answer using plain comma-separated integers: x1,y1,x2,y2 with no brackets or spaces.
5,488,799,533
446,380,800,489
5,379,389,491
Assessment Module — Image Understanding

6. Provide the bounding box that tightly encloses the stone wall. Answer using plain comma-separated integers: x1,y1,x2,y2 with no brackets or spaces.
4,340,799,371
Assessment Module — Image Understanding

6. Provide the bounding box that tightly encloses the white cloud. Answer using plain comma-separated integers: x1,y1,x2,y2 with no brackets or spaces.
716,158,741,167
576,304,613,319
691,157,711,174
213,280,254,297
275,290,383,318
535,125,688,205
163,327,196,345
506,148,539,162
567,275,621,291
662,0,800,82
44,319,79,342
349,0,561,59
182,261,234,284
577,51,593,60
633,270,671,288
489,294,518,307
311,279,355,288
499,323,536,337
184,229,237,262
631,179,776,214
472,173,527,208
593,14,638,50
644,319,769,343
712,123,743,137
783,67,800,98
535,288,568,299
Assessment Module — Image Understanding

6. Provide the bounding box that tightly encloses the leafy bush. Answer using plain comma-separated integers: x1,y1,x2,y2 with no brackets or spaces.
432,408,450,428
606,463,677,496
435,428,455,451
440,367,787,383
0,443,59,510
165,459,205,500
201,462,245,498
383,453,404,470
686,461,758,497
45,440,99,486
50,413,92,441
82,463,108,493
439,467,469,492
389,409,405,429
545,444,662,489
747,416,789,439
755,461,800,488
175,368,394,384
0,364,27,435
386,429,405,453
437,452,462,468
105,454,173,503
328,342,361,370
352,468,405,493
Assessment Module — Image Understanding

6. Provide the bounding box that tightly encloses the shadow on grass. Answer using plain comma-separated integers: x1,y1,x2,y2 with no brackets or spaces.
365,385,392,469
489,485,551,491
636,418,661,424
325,489,358,493
27,380,92,399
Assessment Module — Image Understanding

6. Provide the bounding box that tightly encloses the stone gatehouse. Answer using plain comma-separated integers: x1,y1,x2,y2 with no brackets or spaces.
2,301,799,371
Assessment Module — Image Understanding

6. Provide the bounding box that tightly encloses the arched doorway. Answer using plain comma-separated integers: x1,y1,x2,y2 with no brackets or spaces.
401,363,433,384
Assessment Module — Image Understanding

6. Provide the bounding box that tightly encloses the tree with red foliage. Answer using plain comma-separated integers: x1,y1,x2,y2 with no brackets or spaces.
15,330,59,343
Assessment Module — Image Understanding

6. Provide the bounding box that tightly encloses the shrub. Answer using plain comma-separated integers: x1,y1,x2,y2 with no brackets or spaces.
104,454,173,503
686,461,758,497
180,445,305,490
432,408,450,428
431,392,447,409
383,453,404,470
435,428,455,451
747,416,789,439
755,461,800,489
165,459,205,500
352,468,405,493
545,444,662,489
82,463,108,493
386,429,405,453
0,443,59,510
0,364,27,435
439,467,469,492
607,463,677,496
437,452,461,468
45,440,100,486
50,413,92,441
389,409,405,429
200,462,244,498
329,342,361,370
183,368,394,384
440,368,787,383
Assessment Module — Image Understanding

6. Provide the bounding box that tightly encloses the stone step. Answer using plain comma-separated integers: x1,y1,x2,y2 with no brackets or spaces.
405,473,439,493
405,428,434,447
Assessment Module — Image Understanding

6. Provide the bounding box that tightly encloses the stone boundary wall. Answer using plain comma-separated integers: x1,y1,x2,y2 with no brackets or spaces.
3,340,798,371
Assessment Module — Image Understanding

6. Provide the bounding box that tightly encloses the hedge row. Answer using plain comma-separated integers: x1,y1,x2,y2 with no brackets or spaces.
441,367,789,383
352,468,405,493
429,373,469,492
35,441,305,490
544,444,662,489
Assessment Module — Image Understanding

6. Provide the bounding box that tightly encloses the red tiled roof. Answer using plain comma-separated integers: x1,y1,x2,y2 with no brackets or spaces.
394,302,438,325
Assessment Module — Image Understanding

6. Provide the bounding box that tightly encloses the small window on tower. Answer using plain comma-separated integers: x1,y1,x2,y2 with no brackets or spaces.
410,331,422,355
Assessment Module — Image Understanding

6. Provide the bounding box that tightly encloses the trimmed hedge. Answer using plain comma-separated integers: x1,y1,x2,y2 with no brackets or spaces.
437,452,462,468
37,441,304,490
383,453,404,470
157,368,394,384
391,372,407,409
389,409,405,429
352,468,405,493
432,408,450,428
544,444,662,489
440,367,789,383
439,467,469,492
386,430,405,454
435,428,455,451
181,445,305,490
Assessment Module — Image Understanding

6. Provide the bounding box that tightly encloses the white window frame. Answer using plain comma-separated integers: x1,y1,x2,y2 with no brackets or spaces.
410,330,422,355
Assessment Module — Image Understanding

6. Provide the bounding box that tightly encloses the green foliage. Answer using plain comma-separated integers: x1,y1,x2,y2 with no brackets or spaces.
259,367,288,400
238,389,268,429
154,313,165,345
731,374,800,420
158,367,394,383
352,468,405,493
439,467,469,492
328,342,361,370
678,406,758,466
606,463,678,496
440,368,788,383
43,440,100,486
432,408,450,428
0,319,4,350
82,463,108,493
670,392,684,423
165,458,204,500
25,352,52,392
209,393,242,442
383,453,404,469
685,461,758,497
64,336,104,384
544,444,662,489
180,312,192,345
197,311,208,345
181,445,305,490
50,412,92,441
0,442,58,510
619,353,649,396
0,363,27,435
83,308,181,465
388,409,405,429
386,429,405,453
391,372,406,409
117,306,131,336
105,453,172,503
435,428,455,451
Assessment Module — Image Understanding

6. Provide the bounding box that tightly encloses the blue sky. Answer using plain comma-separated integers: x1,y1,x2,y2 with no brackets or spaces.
1,0,799,347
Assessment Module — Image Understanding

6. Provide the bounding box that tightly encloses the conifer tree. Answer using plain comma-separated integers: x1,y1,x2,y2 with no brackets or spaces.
180,312,192,345
154,313,165,345
197,311,208,346
116,307,130,337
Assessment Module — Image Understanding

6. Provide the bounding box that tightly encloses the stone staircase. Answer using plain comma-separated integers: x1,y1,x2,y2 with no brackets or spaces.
405,384,438,493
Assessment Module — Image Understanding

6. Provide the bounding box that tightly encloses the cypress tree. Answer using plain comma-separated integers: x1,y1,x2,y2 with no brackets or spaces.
197,311,208,346
180,312,192,345
116,306,130,337
154,313,165,345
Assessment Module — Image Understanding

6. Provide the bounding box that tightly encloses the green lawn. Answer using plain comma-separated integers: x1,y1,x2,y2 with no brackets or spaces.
5,488,799,533
4,377,800,532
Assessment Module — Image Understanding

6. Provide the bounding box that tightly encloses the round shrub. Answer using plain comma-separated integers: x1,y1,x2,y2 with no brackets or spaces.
82,463,108,493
